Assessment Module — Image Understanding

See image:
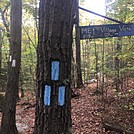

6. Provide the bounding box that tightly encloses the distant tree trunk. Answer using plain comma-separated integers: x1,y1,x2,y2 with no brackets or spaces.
0,30,2,73
19,69,24,98
75,0,83,87
34,0,75,133
71,49,75,88
95,42,99,89
0,0,22,134
115,41,121,91
101,40,105,98
34,0,45,133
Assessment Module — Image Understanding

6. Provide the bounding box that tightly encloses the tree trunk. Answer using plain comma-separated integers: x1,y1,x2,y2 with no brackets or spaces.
0,30,2,74
101,40,105,98
75,0,83,87
95,42,99,89
34,0,75,133
115,40,121,91
0,0,22,134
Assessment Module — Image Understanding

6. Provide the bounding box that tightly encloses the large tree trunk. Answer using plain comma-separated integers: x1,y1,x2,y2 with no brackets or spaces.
34,0,75,133
0,0,22,134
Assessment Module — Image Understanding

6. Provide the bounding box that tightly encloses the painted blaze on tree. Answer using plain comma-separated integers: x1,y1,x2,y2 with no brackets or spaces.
35,0,75,134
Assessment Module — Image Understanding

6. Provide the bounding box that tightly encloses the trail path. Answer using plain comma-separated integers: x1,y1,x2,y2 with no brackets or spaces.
0,87,123,134
72,85,107,134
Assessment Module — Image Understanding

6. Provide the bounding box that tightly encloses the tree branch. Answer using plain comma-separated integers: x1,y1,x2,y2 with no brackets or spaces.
23,26,36,50
0,2,11,42
103,122,134,134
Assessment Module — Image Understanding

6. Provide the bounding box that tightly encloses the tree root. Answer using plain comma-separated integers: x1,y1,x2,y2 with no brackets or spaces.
103,122,134,134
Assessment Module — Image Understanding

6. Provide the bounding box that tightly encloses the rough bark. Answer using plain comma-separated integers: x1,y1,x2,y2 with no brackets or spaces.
0,0,22,134
35,0,75,133
34,0,46,133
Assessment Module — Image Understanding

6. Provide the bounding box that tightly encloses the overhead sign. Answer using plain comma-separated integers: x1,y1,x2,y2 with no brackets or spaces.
80,24,134,39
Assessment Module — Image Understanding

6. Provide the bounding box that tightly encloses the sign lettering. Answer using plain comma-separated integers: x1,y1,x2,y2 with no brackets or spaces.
80,24,134,39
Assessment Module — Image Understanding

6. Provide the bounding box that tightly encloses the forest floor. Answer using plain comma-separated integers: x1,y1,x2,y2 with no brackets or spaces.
0,83,134,134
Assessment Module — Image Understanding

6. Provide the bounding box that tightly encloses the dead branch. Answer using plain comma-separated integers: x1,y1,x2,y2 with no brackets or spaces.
103,122,134,134
0,2,11,41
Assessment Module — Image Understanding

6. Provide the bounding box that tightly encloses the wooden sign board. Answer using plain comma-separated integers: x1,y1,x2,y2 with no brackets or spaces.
80,24,134,39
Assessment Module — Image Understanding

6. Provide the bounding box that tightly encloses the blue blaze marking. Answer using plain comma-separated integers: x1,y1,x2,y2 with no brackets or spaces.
44,85,51,106
51,61,60,80
58,86,65,106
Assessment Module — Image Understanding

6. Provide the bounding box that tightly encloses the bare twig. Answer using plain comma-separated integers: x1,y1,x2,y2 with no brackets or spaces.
0,2,11,42
23,26,36,50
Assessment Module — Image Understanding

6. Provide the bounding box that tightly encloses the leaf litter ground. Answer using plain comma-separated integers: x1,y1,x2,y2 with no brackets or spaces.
0,84,134,134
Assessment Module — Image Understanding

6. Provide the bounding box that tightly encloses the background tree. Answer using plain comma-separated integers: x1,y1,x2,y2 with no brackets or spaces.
35,0,75,133
0,0,9,91
0,0,38,94
0,0,10,42
0,0,22,133
20,0,38,92
75,0,83,87
0,29,2,73
105,0,134,90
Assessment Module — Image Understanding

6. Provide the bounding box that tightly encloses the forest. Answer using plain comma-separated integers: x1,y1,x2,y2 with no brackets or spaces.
0,0,134,134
